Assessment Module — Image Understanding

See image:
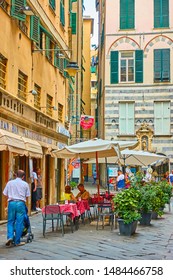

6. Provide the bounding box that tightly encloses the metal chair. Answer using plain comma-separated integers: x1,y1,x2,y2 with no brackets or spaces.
96,202,115,230
42,205,64,237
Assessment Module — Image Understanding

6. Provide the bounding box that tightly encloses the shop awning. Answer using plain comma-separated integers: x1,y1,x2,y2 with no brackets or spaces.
22,137,43,158
38,141,58,157
0,129,26,155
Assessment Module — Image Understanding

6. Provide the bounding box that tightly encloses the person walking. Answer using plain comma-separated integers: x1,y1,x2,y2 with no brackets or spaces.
36,168,42,211
3,170,30,247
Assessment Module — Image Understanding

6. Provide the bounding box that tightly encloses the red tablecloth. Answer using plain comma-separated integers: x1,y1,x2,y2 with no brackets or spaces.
90,196,104,204
76,200,90,214
42,204,79,220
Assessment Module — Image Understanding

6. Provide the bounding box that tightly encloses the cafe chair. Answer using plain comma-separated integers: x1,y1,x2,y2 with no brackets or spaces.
57,200,74,233
42,205,64,237
96,202,115,231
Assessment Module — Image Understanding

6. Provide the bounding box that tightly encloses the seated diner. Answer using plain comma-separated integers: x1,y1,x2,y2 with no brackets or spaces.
62,185,76,201
76,183,90,201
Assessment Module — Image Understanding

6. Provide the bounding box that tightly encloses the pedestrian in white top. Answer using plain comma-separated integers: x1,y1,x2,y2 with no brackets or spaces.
3,170,30,247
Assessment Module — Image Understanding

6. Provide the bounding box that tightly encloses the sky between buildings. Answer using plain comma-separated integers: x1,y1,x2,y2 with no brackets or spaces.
83,0,98,46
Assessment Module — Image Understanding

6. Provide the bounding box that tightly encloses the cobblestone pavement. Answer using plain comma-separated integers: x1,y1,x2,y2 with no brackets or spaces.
0,183,173,260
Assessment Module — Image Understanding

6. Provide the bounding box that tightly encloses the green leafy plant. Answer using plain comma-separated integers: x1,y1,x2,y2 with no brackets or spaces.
69,181,77,190
137,181,172,217
113,188,141,224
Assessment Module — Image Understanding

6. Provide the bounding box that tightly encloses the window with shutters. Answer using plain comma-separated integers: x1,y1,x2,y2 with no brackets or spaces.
120,51,134,82
110,50,143,84
18,70,27,101
119,102,135,135
120,0,135,29
60,0,65,26
11,0,26,21
46,94,53,116
154,102,170,135
154,0,169,28
154,49,170,82
58,103,63,122
45,37,54,64
34,84,41,110
0,54,7,89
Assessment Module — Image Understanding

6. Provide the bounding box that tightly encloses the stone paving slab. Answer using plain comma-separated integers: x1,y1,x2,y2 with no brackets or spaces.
0,200,173,260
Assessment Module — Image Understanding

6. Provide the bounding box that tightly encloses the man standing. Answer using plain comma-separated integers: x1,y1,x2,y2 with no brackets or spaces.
31,169,37,211
3,170,30,247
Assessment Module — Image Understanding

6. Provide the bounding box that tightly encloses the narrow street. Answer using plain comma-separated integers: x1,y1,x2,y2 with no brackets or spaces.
0,187,172,260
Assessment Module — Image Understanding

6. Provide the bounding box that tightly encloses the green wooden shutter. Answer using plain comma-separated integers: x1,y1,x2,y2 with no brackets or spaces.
162,49,170,81
49,0,56,10
30,16,40,43
154,0,169,28
120,0,134,29
162,0,169,27
54,46,59,68
71,12,77,34
120,0,127,29
45,37,51,58
154,49,170,82
119,103,126,134
154,49,162,81
11,0,26,21
135,50,143,83
154,102,170,134
64,59,69,78
60,1,65,26
110,51,118,84
128,0,134,29
162,102,170,134
119,103,134,134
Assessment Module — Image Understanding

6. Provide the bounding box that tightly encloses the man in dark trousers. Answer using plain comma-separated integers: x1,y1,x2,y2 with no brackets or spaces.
3,170,30,247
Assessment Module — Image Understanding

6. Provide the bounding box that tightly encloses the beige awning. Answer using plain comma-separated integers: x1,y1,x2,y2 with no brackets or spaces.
22,137,43,158
38,141,58,157
0,129,26,155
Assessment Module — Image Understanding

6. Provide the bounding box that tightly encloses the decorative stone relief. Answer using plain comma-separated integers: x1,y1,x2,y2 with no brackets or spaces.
136,123,154,152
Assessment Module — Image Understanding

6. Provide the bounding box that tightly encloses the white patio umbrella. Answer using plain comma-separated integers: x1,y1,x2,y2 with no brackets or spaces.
85,149,167,166
53,139,138,159
53,138,138,195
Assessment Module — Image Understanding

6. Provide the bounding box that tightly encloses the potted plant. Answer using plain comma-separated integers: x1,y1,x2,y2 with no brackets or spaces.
137,184,156,225
150,181,172,219
113,188,141,236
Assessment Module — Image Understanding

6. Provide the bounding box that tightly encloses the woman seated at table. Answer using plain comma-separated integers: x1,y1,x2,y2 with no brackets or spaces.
62,185,76,201
75,183,90,201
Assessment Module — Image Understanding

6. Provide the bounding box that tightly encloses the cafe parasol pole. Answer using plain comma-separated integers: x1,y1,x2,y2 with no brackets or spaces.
96,151,100,197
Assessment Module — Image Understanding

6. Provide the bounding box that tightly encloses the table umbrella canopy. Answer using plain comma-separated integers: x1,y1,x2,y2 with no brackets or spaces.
52,139,138,159
85,149,167,166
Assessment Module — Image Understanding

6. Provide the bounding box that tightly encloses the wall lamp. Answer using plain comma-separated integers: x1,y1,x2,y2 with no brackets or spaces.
29,89,37,96
65,62,80,77
19,6,34,16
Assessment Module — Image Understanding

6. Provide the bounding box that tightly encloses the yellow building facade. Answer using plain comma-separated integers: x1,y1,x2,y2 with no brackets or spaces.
0,0,76,220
